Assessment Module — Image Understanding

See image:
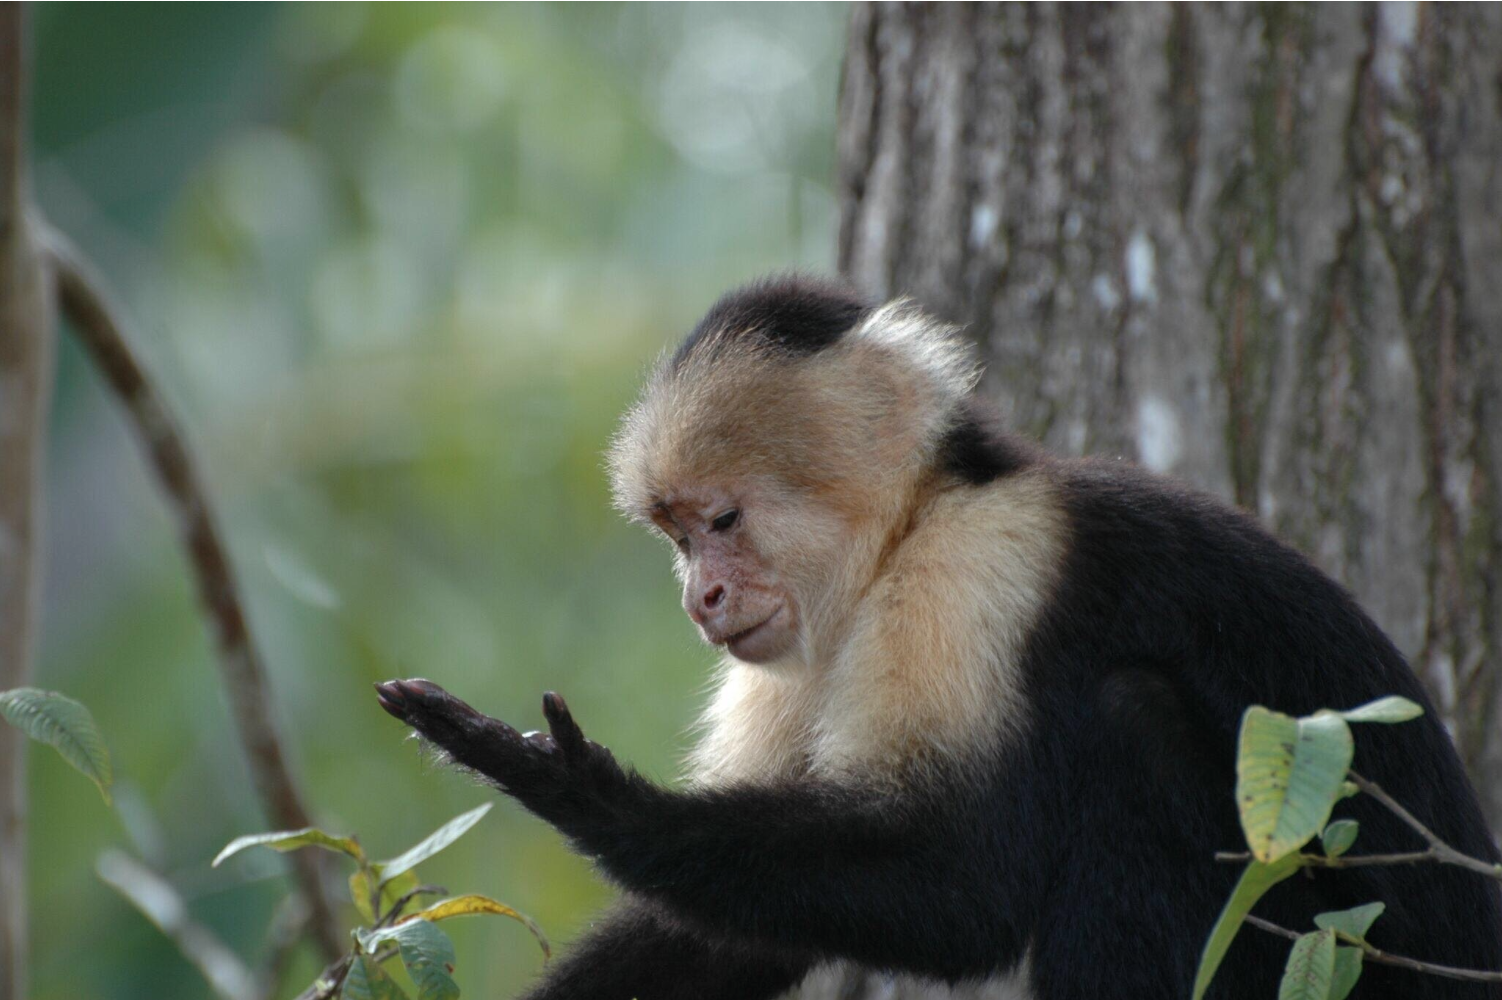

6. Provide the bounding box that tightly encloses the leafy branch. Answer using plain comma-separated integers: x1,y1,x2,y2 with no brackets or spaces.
187,801,548,1000
1242,914,1502,985
1194,696,1502,999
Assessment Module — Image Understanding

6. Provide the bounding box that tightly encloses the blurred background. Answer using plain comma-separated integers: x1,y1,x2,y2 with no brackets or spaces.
27,4,846,997
24,4,1502,999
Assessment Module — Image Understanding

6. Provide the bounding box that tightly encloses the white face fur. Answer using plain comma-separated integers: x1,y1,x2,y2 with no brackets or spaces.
651,477,864,667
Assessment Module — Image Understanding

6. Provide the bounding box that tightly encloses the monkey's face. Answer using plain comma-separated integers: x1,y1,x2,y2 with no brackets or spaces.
650,483,811,665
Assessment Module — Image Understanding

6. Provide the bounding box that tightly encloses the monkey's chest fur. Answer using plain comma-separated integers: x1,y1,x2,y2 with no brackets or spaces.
689,470,1067,790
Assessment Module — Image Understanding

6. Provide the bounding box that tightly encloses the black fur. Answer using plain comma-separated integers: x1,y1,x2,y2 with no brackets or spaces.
671,273,869,370
379,400,1502,998
938,397,1037,484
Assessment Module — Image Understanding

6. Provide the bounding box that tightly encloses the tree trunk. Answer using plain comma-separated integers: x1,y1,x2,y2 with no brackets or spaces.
0,9,55,999
821,2,1502,997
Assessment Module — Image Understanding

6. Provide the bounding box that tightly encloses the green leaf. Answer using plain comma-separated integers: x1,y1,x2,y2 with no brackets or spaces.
1278,929,1336,1000
359,920,458,1000
1330,946,1363,1000
1321,820,1359,858
1237,707,1354,862
341,953,409,1000
376,803,493,881
0,688,113,803
213,827,365,868
1338,696,1423,725
407,894,550,959
352,868,422,925
1314,902,1385,941
1192,856,1302,1000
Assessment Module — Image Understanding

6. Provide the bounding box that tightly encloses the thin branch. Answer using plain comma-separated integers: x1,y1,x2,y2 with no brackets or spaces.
290,954,353,1000
45,229,343,961
374,884,448,929
1244,915,1502,983
97,850,260,1000
1347,770,1502,879
1215,770,1502,880
290,946,398,1000
1215,849,1440,868
0,9,54,1000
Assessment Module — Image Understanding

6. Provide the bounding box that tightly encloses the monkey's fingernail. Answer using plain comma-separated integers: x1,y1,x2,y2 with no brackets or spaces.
374,681,407,717
542,691,568,719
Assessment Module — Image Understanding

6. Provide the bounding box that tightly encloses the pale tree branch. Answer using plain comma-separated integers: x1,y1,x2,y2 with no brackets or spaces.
96,850,261,1000
0,8,55,1000
46,229,344,962
1345,770,1502,879
1244,915,1502,984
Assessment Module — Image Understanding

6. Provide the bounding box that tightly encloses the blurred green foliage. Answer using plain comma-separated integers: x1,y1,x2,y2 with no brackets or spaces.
27,3,845,997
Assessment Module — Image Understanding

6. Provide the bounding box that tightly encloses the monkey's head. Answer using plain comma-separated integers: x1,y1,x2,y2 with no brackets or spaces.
609,276,979,667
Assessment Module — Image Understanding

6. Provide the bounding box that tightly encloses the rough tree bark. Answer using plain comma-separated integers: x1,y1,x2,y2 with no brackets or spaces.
815,3,1502,998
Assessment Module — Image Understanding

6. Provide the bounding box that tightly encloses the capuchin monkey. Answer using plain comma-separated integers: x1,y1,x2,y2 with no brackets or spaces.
376,276,1502,999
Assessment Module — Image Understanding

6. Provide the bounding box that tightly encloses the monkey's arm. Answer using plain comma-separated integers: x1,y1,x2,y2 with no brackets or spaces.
518,900,808,1000
375,680,1036,978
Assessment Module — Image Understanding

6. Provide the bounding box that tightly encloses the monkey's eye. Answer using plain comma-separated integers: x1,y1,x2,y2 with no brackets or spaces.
710,509,740,532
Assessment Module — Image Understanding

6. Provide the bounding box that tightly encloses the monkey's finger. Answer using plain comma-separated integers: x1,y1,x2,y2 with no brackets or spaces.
374,678,449,721
374,681,409,720
542,691,586,760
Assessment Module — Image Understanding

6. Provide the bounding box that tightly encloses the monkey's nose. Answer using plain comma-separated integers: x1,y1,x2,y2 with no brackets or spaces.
703,584,726,611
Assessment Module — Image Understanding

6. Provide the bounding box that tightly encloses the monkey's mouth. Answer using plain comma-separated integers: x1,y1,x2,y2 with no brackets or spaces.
721,606,786,655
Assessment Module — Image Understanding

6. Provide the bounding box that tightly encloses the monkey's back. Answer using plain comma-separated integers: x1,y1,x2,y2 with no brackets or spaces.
1008,458,1502,998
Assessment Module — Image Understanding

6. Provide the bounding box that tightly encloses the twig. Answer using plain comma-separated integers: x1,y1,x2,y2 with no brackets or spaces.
290,953,353,1000
1215,849,1440,868
374,884,448,929
1346,771,1502,880
46,229,343,961
291,946,398,1000
96,850,260,1000
1244,915,1502,983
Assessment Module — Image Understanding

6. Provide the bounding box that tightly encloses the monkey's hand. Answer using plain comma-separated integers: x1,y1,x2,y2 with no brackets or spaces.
374,679,628,832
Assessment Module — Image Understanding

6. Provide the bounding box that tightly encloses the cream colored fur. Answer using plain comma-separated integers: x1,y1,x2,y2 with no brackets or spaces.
690,470,1067,786
611,295,1068,788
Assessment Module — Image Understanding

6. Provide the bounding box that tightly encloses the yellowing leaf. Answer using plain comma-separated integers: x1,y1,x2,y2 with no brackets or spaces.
1278,929,1336,1000
404,894,550,959
0,688,113,803
1237,707,1353,863
213,827,364,868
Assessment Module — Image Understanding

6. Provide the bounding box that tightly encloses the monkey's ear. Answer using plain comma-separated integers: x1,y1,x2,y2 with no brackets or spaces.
848,298,980,416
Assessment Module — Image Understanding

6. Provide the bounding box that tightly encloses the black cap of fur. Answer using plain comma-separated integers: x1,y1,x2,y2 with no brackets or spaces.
672,274,870,370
